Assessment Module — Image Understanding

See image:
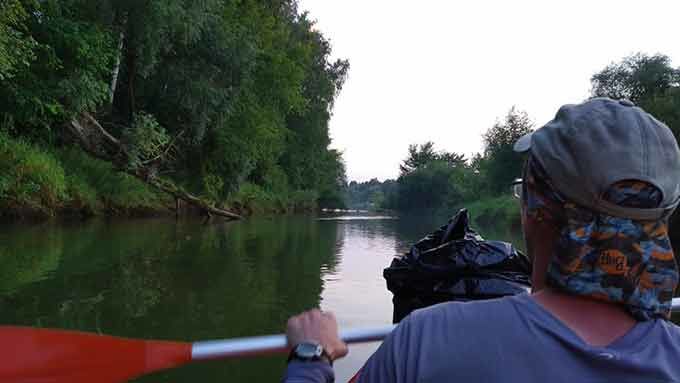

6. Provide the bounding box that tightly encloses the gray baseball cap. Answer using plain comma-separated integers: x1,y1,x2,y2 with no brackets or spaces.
514,97,680,220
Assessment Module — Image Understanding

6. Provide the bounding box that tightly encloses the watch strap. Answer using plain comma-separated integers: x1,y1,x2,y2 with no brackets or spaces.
287,343,333,366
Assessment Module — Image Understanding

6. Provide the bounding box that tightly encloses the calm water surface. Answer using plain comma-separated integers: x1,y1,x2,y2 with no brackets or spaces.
0,213,523,382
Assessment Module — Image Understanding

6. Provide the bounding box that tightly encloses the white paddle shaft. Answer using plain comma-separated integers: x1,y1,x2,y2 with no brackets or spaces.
191,298,680,360
191,325,396,360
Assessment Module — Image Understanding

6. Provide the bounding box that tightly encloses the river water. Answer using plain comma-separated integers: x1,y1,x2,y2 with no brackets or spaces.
0,213,522,382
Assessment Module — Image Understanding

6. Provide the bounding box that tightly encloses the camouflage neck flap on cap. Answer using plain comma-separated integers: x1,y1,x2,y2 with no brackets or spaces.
522,155,679,321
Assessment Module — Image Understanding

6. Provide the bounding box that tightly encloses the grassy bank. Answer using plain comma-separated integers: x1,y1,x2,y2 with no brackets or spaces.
465,195,521,229
226,183,318,216
0,133,322,221
0,132,168,220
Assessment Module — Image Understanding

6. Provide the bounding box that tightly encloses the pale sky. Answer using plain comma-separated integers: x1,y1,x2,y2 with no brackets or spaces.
297,0,680,182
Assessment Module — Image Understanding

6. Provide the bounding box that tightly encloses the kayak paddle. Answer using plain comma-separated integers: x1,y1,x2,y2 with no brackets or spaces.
0,324,395,383
3,297,680,382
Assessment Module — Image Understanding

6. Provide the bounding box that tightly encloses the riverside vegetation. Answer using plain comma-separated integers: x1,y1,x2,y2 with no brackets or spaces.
0,0,347,220
348,53,680,230
1,4,679,226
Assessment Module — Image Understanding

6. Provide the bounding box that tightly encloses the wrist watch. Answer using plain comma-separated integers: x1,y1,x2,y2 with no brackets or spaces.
287,342,332,365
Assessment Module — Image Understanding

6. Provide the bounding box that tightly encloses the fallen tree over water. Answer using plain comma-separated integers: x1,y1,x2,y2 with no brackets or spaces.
66,113,242,220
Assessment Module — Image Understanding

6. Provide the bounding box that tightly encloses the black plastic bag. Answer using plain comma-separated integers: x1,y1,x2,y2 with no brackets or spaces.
384,209,532,323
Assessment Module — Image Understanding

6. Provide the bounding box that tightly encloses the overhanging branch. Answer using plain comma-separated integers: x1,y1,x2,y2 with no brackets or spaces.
65,113,242,220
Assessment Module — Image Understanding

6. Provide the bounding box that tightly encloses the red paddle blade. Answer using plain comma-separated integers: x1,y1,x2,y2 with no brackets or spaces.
0,326,192,383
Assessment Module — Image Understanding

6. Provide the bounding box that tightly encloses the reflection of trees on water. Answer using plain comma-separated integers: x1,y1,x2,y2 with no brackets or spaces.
115,251,166,319
390,213,453,254
475,224,525,253
0,224,63,296
0,217,342,382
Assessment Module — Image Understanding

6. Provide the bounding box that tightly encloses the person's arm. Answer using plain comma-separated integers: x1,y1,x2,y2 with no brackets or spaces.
282,361,334,383
281,310,348,383
282,309,416,383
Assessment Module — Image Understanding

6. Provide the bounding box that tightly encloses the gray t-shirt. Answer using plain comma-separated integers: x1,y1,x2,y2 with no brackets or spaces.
283,294,680,382
357,294,680,382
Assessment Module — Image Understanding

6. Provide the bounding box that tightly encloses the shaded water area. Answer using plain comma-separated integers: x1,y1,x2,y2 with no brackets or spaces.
0,213,522,382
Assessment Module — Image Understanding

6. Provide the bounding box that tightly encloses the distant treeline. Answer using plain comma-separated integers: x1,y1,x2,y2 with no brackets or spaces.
0,0,348,219
348,53,680,226
346,105,531,226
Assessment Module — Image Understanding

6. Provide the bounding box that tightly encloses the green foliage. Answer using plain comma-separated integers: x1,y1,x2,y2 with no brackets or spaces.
123,112,171,172
347,179,389,211
315,149,347,209
0,132,66,212
228,182,279,213
399,142,437,176
0,0,114,136
0,0,38,80
202,174,225,202
377,109,530,213
126,0,348,207
591,53,679,102
277,12,349,201
227,182,319,214
65,172,98,210
399,141,467,176
288,190,319,212
0,0,348,217
57,147,165,212
591,53,680,137
0,133,164,218
353,53,680,229
399,142,466,176
480,107,533,194
351,108,530,220
347,180,375,210
396,161,467,211
466,195,520,228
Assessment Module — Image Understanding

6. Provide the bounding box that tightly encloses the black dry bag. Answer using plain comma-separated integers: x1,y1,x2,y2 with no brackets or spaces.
383,209,532,323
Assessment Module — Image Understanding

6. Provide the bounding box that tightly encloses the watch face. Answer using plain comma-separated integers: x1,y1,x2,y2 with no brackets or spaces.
295,343,323,359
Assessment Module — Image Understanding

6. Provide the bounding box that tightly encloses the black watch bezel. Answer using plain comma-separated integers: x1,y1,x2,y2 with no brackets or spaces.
287,342,332,365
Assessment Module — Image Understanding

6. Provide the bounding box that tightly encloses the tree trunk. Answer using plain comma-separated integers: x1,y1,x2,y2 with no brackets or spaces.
126,44,136,122
65,113,242,220
148,178,242,220
109,28,125,105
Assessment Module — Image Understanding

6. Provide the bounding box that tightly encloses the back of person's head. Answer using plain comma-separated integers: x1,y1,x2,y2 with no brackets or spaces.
514,98,680,320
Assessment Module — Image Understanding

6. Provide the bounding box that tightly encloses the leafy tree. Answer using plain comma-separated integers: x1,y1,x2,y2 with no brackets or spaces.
0,0,38,81
480,107,533,194
279,13,349,197
592,53,679,102
0,0,115,136
439,152,467,168
396,161,470,211
122,112,172,174
384,108,532,213
399,142,438,176
399,142,467,176
0,0,349,215
591,53,680,137
346,178,402,211
316,149,348,209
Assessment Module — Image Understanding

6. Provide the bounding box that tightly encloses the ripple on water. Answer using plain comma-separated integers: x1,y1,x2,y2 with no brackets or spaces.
316,215,398,221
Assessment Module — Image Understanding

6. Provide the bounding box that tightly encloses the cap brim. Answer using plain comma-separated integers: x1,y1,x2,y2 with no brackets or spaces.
513,132,533,152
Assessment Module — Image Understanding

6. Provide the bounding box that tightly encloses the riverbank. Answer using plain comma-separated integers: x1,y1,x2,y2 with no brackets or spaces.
0,133,320,223
465,195,521,229
0,133,163,221
466,196,680,247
